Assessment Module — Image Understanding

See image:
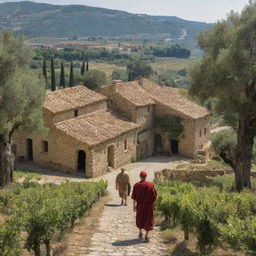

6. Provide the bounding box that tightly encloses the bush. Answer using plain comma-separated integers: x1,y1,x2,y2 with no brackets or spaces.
156,181,256,255
0,218,21,256
0,180,107,256
83,69,107,90
127,61,153,81
112,69,128,82
211,129,236,167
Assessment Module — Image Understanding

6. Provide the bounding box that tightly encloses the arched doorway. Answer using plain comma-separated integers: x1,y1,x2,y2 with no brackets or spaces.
26,139,33,160
171,140,179,154
77,150,86,174
107,145,114,167
154,134,162,154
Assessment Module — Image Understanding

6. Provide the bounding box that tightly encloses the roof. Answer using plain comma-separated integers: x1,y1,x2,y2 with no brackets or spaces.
139,79,210,119
115,81,155,107
44,86,107,114
55,110,139,146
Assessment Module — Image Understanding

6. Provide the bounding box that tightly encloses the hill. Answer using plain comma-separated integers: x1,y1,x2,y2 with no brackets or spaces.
0,1,211,44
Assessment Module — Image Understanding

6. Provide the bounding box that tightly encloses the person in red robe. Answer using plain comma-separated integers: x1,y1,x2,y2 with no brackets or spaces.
131,171,157,243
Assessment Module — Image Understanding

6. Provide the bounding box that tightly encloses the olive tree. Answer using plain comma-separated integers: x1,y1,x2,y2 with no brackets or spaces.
0,30,46,187
189,2,256,191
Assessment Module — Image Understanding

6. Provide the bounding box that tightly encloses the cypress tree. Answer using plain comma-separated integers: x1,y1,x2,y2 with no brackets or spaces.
86,61,89,72
81,60,85,75
69,61,74,87
42,59,47,80
50,58,56,91
60,61,65,87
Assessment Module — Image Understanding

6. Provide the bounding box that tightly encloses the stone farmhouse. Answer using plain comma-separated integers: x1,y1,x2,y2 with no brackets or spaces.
14,78,210,177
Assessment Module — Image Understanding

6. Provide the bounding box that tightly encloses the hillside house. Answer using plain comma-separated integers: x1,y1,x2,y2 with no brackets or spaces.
14,79,210,177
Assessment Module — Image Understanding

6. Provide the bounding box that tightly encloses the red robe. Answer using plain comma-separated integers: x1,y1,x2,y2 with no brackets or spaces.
131,180,157,231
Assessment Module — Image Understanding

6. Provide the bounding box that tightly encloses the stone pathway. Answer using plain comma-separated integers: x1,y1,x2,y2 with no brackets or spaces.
18,156,189,256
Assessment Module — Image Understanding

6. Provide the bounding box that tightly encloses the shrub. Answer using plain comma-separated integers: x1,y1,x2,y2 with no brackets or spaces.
83,69,107,90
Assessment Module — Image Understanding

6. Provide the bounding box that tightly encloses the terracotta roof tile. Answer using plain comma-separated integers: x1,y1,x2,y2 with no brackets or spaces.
139,79,210,119
44,86,106,113
55,110,139,146
115,81,155,106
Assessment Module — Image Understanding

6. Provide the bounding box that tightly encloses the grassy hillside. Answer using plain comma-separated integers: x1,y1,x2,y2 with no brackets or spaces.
0,1,211,45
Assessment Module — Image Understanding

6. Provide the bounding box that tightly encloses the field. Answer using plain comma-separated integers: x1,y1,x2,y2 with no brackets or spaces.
151,57,194,72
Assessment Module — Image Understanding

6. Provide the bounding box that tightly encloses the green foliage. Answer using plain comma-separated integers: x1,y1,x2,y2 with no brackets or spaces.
14,169,41,181
83,69,107,90
127,61,153,81
189,3,256,127
0,180,107,255
0,30,46,138
69,61,74,87
189,2,256,191
146,44,191,58
60,61,65,87
42,59,47,80
154,115,184,139
50,58,56,91
112,69,128,82
211,130,236,167
157,181,256,255
34,47,134,64
81,60,85,75
0,218,21,256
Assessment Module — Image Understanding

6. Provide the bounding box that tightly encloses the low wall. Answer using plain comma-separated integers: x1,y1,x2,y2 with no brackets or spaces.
154,168,234,182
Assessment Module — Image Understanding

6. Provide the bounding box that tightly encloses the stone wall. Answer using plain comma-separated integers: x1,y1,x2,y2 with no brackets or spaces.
13,125,94,176
136,105,154,132
91,130,138,176
137,129,154,159
194,116,211,153
100,85,137,121
154,103,196,158
14,116,137,178
52,100,107,123
154,168,234,182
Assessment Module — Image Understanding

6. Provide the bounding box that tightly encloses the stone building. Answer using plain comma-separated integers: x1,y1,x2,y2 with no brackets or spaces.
14,79,210,177
100,78,210,159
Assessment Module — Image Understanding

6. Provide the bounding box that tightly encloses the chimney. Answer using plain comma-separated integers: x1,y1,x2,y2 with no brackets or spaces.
138,77,144,86
111,80,122,91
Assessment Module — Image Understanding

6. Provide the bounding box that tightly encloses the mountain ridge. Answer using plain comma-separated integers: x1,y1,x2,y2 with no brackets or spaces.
0,1,211,43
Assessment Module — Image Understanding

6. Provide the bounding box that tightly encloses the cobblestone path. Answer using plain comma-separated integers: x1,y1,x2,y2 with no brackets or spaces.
84,156,187,256
18,156,189,256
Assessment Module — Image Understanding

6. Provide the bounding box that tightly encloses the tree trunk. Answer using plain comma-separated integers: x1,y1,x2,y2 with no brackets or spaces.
44,240,52,256
34,243,41,256
234,117,255,191
184,225,189,240
0,135,15,187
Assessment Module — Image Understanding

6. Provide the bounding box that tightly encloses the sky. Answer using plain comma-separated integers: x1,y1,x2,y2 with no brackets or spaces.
0,0,249,22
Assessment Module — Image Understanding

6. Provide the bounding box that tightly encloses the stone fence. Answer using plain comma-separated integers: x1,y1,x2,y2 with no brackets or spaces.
154,168,234,182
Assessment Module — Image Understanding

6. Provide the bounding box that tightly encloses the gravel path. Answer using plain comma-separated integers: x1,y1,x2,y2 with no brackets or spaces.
18,156,189,256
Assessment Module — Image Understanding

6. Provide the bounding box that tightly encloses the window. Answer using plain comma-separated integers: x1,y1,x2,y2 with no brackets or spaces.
124,139,127,150
204,128,207,135
147,105,151,113
42,141,48,153
199,129,202,137
74,109,78,117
